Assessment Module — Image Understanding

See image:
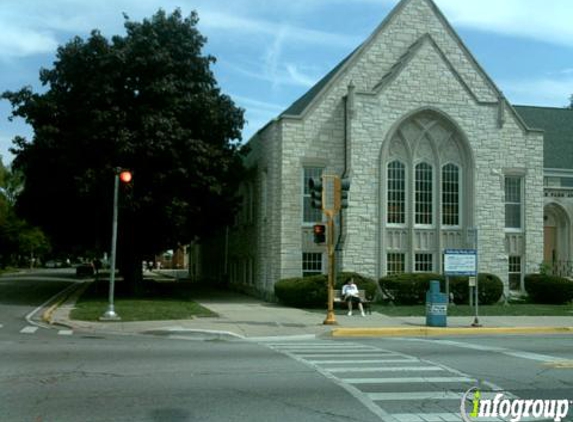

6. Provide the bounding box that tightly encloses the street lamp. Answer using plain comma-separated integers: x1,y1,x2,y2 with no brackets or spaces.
100,168,132,321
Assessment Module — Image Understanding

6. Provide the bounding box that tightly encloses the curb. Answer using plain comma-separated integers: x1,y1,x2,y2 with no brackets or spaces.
331,326,573,337
42,281,91,324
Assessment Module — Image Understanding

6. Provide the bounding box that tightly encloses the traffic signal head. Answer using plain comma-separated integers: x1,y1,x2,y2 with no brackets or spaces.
119,170,132,183
340,178,350,209
313,224,326,244
308,177,323,210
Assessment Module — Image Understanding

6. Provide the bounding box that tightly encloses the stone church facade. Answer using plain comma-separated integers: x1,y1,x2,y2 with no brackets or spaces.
195,0,573,299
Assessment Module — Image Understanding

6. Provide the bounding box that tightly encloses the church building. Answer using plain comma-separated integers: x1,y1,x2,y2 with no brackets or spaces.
197,0,573,300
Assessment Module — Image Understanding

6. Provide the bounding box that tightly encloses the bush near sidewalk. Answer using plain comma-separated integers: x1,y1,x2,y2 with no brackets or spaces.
274,272,377,308
70,278,216,321
378,272,503,305
525,273,573,304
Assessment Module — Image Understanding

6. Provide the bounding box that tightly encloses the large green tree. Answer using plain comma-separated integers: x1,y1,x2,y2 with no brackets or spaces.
2,10,245,284
0,158,50,268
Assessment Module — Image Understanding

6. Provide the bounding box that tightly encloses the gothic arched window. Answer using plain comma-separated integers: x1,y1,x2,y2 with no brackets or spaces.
442,163,460,226
387,160,406,224
415,162,433,225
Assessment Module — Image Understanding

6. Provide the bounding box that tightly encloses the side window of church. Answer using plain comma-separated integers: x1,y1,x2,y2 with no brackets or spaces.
302,252,323,277
303,167,323,223
505,177,522,229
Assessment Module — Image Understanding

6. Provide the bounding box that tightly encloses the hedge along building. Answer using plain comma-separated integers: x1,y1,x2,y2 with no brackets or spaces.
199,0,573,299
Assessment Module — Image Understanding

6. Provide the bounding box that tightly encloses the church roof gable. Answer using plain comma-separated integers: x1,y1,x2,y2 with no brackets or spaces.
281,0,501,119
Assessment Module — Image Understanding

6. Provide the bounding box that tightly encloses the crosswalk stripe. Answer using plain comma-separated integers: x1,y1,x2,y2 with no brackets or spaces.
342,376,474,384
307,358,419,364
0,323,3,328
297,353,396,358
58,329,73,336
325,366,444,373
393,413,461,422
368,392,462,401
20,326,38,334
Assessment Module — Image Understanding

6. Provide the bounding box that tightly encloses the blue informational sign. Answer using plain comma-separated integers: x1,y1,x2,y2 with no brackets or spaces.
444,249,477,276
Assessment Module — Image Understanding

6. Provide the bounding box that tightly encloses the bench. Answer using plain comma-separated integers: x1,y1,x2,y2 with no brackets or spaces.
333,289,372,314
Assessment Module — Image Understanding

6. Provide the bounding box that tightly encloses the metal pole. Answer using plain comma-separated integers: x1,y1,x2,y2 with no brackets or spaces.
101,172,121,320
323,214,337,325
471,228,481,327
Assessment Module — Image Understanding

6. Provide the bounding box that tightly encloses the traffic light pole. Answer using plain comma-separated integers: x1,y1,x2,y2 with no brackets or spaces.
323,213,337,325
101,172,121,321
309,174,350,326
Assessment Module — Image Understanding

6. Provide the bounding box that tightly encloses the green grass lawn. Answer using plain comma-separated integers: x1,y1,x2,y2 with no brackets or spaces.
70,279,216,322
371,303,573,317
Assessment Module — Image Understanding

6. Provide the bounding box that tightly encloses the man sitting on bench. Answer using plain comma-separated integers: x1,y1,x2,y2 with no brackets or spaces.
342,278,366,317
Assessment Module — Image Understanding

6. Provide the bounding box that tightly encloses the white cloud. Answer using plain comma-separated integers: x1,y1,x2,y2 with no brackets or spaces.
286,64,319,88
220,59,321,89
0,24,58,58
198,10,359,49
501,75,573,107
436,0,573,48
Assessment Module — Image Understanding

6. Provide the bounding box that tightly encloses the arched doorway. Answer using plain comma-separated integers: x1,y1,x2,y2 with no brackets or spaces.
544,203,571,276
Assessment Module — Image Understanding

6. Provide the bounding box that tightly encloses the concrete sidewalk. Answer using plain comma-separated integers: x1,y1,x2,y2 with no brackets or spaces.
48,282,573,340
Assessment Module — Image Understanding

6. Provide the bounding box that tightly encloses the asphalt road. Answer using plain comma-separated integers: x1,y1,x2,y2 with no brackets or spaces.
1,271,573,422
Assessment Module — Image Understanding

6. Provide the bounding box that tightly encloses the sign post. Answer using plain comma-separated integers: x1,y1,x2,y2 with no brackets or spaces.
444,248,480,327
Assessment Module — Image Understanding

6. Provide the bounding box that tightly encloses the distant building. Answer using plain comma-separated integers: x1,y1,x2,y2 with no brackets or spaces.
197,0,573,299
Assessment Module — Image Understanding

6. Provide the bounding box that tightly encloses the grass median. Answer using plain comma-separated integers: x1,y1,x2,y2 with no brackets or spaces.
70,278,216,322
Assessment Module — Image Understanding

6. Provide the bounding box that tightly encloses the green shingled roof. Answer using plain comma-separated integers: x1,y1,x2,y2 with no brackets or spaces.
513,105,573,170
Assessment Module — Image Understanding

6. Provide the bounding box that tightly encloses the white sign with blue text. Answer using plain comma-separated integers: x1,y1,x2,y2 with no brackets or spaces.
444,249,477,276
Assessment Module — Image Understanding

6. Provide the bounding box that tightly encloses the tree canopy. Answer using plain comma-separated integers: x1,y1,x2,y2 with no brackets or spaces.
2,10,245,274
0,158,49,267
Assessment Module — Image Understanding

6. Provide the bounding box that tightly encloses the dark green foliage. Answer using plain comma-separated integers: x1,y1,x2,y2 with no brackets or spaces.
449,273,504,305
2,10,245,282
379,273,503,305
274,272,377,307
525,273,573,304
379,273,444,305
274,275,327,308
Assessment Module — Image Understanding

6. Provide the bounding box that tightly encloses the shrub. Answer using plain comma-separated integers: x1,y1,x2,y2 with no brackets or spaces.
379,273,444,305
274,272,377,308
274,275,327,307
525,273,573,304
449,273,504,305
379,272,503,305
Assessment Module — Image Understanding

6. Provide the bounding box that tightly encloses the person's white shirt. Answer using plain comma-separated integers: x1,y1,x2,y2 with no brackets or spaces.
342,282,359,297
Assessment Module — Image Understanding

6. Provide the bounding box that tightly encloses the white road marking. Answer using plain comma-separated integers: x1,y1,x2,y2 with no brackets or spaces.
20,326,38,334
307,358,419,364
400,338,563,363
343,376,474,384
263,340,511,422
297,353,396,358
368,392,462,401
325,366,445,373
58,329,73,336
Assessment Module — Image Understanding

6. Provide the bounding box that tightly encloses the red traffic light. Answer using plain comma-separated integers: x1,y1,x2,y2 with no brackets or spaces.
313,224,326,244
119,171,132,183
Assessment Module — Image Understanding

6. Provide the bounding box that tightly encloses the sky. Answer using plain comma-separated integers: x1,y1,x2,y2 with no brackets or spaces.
0,0,572,164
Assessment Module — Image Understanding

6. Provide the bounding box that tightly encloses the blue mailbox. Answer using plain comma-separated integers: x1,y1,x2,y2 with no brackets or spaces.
426,280,447,327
